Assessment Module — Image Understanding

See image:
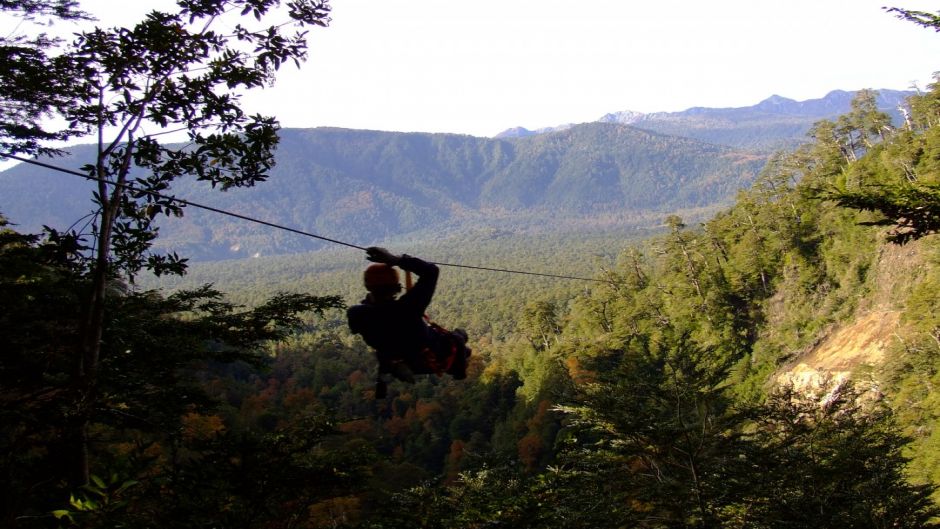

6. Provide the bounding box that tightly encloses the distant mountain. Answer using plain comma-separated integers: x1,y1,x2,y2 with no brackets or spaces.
0,123,764,260
494,123,575,139
499,89,914,150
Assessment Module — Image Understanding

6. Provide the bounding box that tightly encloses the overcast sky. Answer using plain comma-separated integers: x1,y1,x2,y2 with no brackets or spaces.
24,1,940,137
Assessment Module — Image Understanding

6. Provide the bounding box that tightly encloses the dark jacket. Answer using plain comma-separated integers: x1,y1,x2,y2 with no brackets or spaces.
347,255,439,368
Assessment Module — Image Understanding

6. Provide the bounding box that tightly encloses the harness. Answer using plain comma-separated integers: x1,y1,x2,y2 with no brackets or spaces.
403,269,460,375
420,318,460,375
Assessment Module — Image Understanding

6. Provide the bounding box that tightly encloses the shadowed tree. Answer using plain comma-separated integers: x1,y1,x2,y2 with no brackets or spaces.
738,384,940,529
0,0,332,487
0,1,92,155
0,217,347,526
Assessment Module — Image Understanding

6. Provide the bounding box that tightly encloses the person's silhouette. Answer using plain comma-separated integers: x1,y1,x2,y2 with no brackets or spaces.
347,247,469,398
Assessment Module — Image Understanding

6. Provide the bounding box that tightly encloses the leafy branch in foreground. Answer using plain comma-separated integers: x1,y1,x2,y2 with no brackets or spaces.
886,7,940,32
825,183,940,243
816,75,940,244
0,0,332,488
0,217,346,526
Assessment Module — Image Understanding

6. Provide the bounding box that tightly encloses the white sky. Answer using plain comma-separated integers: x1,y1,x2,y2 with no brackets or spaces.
22,1,940,137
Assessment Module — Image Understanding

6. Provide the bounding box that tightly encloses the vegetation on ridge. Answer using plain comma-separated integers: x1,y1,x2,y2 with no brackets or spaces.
0,123,764,260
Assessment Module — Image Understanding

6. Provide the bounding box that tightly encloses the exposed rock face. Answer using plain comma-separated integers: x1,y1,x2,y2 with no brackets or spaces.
776,237,933,394
777,311,899,391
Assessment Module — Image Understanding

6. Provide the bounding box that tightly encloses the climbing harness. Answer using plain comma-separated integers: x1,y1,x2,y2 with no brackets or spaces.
403,270,466,377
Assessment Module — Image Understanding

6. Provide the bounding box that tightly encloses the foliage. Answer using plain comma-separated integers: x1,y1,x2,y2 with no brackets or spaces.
822,75,940,242
738,385,939,529
3,6,940,525
886,7,940,32
104,86,940,528
0,1,91,155
555,331,741,528
0,219,346,527
0,0,333,495
828,182,940,243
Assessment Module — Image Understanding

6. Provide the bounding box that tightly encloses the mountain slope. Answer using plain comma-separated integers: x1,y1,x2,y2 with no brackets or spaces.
487,123,761,211
0,123,765,260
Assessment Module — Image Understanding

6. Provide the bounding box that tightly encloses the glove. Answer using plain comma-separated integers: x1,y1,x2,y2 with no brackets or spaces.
366,246,401,265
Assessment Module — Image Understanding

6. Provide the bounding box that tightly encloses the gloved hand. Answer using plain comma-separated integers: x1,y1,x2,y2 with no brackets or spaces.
366,246,401,265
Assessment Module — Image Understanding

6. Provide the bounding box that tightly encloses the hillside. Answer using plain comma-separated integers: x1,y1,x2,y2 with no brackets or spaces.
777,237,933,390
0,122,764,260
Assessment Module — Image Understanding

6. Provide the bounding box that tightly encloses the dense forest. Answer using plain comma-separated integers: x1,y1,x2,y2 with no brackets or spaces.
3,1,940,528
5,79,940,527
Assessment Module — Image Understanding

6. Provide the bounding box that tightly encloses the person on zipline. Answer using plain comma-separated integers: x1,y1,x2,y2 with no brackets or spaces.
347,246,470,398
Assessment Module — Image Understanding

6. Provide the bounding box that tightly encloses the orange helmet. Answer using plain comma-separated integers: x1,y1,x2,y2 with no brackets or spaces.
363,263,400,291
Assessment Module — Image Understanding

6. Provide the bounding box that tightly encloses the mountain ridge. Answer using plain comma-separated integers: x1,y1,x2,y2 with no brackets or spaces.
0,122,764,260
5,88,912,261
497,88,913,150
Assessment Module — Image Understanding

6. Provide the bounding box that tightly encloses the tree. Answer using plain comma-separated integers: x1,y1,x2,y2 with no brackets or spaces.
828,182,940,243
835,89,893,157
0,1,92,155
661,215,707,306
1,0,332,487
519,300,562,351
820,13,940,243
0,217,346,526
556,331,741,528
886,6,940,32
822,85,940,243
739,384,940,529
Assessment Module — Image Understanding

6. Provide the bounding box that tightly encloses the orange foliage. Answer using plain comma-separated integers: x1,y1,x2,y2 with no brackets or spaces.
347,369,367,387
565,356,596,385
466,354,485,378
112,441,137,458
283,387,317,410
239,393,267,421
629,498,655,513
517,432,542,471
383,409,416,438
525,399,551,431
337,419,373,436
254,378,279,405
627,455,650,473
449,439,465,462
144,442,164,460
444,439,466,484
181,412,226,441
415,399,442,422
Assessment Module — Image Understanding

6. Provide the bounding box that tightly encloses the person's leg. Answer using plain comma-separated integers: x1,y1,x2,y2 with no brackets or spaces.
448,329,471,380
377,350,415,383
388,359,416,383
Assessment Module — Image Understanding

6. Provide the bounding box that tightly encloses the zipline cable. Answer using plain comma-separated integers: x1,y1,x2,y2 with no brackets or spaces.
2,154,366,251
1,153,612,284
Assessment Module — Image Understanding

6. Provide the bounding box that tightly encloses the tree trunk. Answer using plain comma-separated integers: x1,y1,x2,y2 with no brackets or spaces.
71,147,124,486
71,212,114,486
